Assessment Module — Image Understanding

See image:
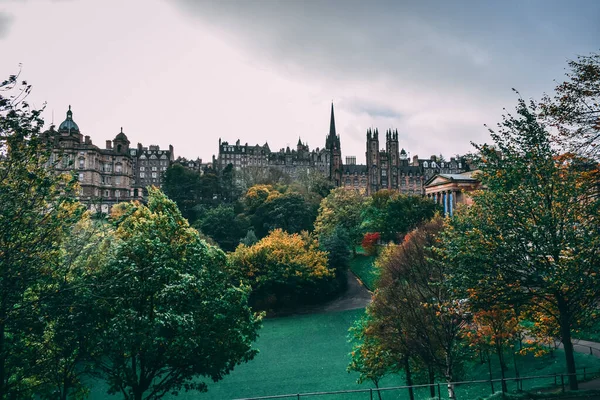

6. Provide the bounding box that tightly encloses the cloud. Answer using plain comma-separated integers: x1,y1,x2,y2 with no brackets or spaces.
0,12,14,39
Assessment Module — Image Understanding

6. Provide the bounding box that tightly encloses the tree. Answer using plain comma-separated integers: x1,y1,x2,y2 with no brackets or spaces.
541,51,600,158
91,188,261,400
314,188,366,254
370,217,467,399
348,316,393,400
196,204,248,252
320,225,351,293
361,190,439,242
252,192,316,238
162,163,202,221
228,229,335,310
443,98,600,390
0,74,85,398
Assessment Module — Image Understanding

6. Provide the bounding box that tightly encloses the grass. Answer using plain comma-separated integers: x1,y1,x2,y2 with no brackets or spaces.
573,319,600,343
86,307,600,400
349,254,378,291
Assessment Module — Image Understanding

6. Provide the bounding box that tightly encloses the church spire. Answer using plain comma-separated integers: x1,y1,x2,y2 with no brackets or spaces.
329,102,336,137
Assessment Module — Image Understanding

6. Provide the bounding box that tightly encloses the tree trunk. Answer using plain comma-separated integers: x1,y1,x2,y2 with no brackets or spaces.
374,380,383,400
446,354,456,400
0,316,6,398
557,296,578,390
404,356,414,400
487,351,495,394
496,342,507,393
429,366,436,398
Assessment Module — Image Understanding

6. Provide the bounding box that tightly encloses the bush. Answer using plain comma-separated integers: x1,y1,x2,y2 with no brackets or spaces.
362,232,380,256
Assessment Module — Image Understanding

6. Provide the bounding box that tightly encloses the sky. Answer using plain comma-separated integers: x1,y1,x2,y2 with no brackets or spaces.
0,0,598,164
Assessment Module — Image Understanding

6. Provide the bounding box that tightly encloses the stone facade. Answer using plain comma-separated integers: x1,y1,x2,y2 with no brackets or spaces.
44,106,174,212
423,171,481,216
216,103,470,196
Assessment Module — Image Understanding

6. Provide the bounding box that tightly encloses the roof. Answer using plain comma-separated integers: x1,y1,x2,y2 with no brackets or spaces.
115,127,129,142
58,105,79,133
343,164,368,174
424,171,481,187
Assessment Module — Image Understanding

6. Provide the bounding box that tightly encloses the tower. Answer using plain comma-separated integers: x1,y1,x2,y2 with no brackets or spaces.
325,103,342,185
366,128,380,194
386,129,400,189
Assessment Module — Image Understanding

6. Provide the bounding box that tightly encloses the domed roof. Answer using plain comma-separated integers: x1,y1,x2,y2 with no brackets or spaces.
400,148,407,154
114,127,128,141
58,105,79,133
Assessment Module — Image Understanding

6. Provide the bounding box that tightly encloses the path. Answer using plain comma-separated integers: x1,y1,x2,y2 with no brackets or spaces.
289,271,372,316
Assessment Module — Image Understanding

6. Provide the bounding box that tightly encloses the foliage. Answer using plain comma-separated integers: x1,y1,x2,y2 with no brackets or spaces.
368,217,467,399
251,191,317,239
90,188,262,400
314,188,366,253
195,204,249,251
320,225,351,293
361,232,380,256
240,229,258,247
361,190,439,242
228,229,335,311
0,74,85,398
348,254,378,291
347,316,392,399
162,163,203,221
442,97,600,390
541,51,600,159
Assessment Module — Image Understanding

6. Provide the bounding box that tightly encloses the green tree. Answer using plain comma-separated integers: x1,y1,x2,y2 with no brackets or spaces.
91,188,261,400
443,98,600,390
362,190,439,242
314,188,366,254
162,163,202,221
196,204,249,252
347,316,393,400
320,225,351,293
0,75,84,398
252,192,316,238
541,51,600,158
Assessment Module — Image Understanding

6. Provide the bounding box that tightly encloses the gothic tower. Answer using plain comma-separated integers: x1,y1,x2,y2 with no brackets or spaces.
366,128,380,194
325,103,342,186
386,129,400,189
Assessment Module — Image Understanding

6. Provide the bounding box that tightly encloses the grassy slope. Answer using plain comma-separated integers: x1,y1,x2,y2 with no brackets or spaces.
349,254,378,291
87,308,600,400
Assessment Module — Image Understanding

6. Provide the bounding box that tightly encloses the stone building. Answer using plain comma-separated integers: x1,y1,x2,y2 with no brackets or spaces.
44,106,174,212
423,171,481,216
216,104,339,181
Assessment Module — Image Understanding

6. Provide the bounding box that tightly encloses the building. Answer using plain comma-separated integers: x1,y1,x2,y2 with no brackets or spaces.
423,171,482,216
216,103,470,196
44,106,174,212
215,104,338,181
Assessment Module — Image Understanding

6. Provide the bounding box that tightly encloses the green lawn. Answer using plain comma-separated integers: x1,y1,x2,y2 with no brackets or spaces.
349,254,378,291
86,308,600,400
574,319,600,343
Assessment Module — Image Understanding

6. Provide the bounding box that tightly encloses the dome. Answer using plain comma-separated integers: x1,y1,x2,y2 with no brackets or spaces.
114,127,129,142
400,148,407,154
58,105,79,133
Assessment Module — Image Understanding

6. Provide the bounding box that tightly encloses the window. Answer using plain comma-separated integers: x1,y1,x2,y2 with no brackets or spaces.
140,166,145,171
115,190,120,198
140,172,145,178
152,172,157,178
152,166,157,171
104,190,109,197
381,170,387,177
115,164,122,173
79,158,85,169
78,172,84,181
115,177,121,185
423,161,428,168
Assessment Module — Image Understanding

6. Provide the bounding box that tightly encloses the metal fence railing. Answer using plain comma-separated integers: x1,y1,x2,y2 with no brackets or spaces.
234,368,600,400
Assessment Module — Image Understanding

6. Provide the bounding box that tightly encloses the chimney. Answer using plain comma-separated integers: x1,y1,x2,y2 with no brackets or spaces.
84,135,91,144
412,155,419,166
106,140,112,149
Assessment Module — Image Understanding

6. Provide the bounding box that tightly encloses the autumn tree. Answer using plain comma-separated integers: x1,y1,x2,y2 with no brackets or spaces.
348,316,394,400
443,98,600,390
314,188,366,254
0,74,85,398
541,51,600,158
90,188,261,400
369,217,467,399
228,229,335,310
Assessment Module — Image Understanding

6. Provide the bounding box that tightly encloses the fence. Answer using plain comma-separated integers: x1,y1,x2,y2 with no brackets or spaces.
234,367,600,400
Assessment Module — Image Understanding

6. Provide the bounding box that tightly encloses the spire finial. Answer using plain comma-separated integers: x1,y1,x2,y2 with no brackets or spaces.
120,127,123,133
329,102,336,137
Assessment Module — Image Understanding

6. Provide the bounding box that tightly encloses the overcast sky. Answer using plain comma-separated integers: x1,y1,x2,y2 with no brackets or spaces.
1,0,598,163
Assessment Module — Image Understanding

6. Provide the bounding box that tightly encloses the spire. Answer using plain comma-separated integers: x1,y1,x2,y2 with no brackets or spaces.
329,102,336,137
297,137,302,146
66,105,72,119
